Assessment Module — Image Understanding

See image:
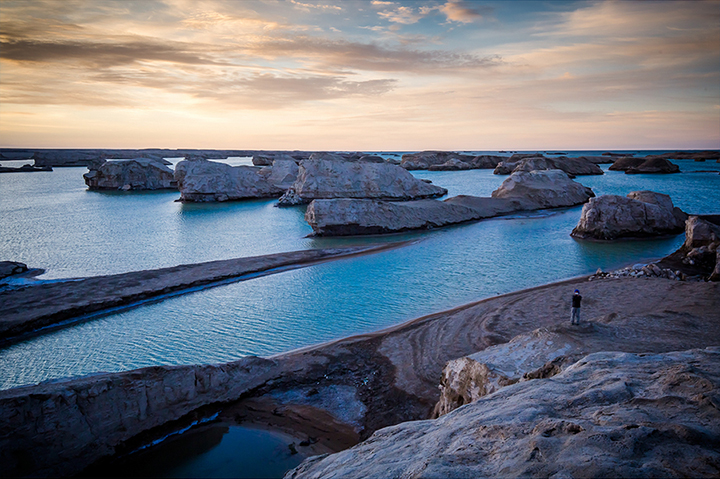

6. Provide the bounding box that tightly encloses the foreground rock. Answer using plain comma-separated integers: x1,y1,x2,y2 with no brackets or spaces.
657,215,720,281
288,348,720,479
175,158,289,201
0,261,28,280
571,191,686,240
609,156,680,174
494,155,603,176
306,170,594,236
83,159,176,191
0,244,404,343
277,159,447,206
2,275,718,477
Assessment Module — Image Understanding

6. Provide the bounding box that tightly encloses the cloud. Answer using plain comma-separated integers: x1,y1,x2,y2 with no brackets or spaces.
248,36,503,73
377,5,423,24
438,1,491,23
289,0,342,12
0,37,227,67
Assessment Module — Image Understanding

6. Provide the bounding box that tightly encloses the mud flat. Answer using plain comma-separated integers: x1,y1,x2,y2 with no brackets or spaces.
1,273,718,477
0,243,408,344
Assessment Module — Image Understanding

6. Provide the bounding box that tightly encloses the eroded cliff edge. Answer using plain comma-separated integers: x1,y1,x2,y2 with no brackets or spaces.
1,276,718,477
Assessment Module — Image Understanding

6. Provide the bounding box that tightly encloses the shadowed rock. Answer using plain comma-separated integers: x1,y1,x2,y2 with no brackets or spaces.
0,164,53,173
400,151,478,170
571,191,686,240
610,156,680,174
0,261,28,280
495,155,603,176
277,159,447,206
83,158,176,191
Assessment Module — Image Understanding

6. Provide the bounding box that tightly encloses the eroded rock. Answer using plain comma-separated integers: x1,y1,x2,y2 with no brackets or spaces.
175,158,284,202
277,159,447,206
83,159,176,191
491,169,595,208
495,156,603,177
288,348,720,479
571,191,686,240
400,151,477,170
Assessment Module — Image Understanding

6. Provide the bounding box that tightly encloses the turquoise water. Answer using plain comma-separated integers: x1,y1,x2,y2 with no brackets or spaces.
1,155,719,390
87,423,307,478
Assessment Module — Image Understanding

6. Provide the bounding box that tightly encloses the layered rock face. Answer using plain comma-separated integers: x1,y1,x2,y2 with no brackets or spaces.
400,151,477,170
609,156,680,174
259,159,300,191
175,158,287,202
83,159,176,191
570,191,686,240
494,155,603,176
306,170,593,236
288,348,720,479
277,159,447,206
670,216,720,281
491,169,595,208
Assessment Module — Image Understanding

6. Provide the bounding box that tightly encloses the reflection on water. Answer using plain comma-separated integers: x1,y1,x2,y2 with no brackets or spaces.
86,423,306,479
0,157,719,389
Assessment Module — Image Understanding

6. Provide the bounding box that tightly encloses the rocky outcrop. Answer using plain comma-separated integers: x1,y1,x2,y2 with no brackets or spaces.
258,159,300,191
655,216,720,281
288,348,720,479
400,151,478,170
0,261,28,280
494,155,603,176
83,159,176,191
491,169,595,208
427,155,505,171
305,170,593,236
175,158,286,201
571,191,686,240
0,357,279,478
609,156,680,174
0,164,52,173
277,159,447,206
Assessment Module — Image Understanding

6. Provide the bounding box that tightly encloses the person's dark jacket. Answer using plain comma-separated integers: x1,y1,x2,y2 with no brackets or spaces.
572,294,582,308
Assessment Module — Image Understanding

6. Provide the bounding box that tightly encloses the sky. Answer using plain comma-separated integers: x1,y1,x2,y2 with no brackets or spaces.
0,0,719,150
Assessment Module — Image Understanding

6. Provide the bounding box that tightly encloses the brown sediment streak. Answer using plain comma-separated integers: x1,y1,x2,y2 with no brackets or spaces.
0,241,413,344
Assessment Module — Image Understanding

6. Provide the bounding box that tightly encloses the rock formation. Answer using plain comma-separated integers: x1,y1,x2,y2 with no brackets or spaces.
175,158,285,201
0,261,28,280
491,169,595,208
258,159,300,191
609,156,680,174
400,151,477,170
427,155,505,171
288,348,720,479
83,159,176,191
656,215,720,281
277,159,447,206
306,170,593,236
0,164,52,173
494,155,603,176
570,191,686,240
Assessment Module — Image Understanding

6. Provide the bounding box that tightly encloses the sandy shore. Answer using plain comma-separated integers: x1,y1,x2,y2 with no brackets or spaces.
0,242,410,344
1,272,718,477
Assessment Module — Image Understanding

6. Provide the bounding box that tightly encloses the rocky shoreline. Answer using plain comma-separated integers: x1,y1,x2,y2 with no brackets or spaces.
1,271,718,477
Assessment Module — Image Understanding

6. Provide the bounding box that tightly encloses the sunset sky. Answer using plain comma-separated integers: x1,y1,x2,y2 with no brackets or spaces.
1,0,718,150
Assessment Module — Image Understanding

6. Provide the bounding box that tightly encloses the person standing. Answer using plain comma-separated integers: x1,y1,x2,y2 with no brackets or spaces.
571,289,582,325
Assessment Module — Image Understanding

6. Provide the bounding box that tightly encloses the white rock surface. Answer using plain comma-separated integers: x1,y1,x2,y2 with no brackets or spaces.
277,159,447,206
174,158,284,202
571,191,686,240
491,169,595,208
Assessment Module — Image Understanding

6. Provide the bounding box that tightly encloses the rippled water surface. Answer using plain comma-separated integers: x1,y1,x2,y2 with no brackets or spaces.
1,153,719,389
